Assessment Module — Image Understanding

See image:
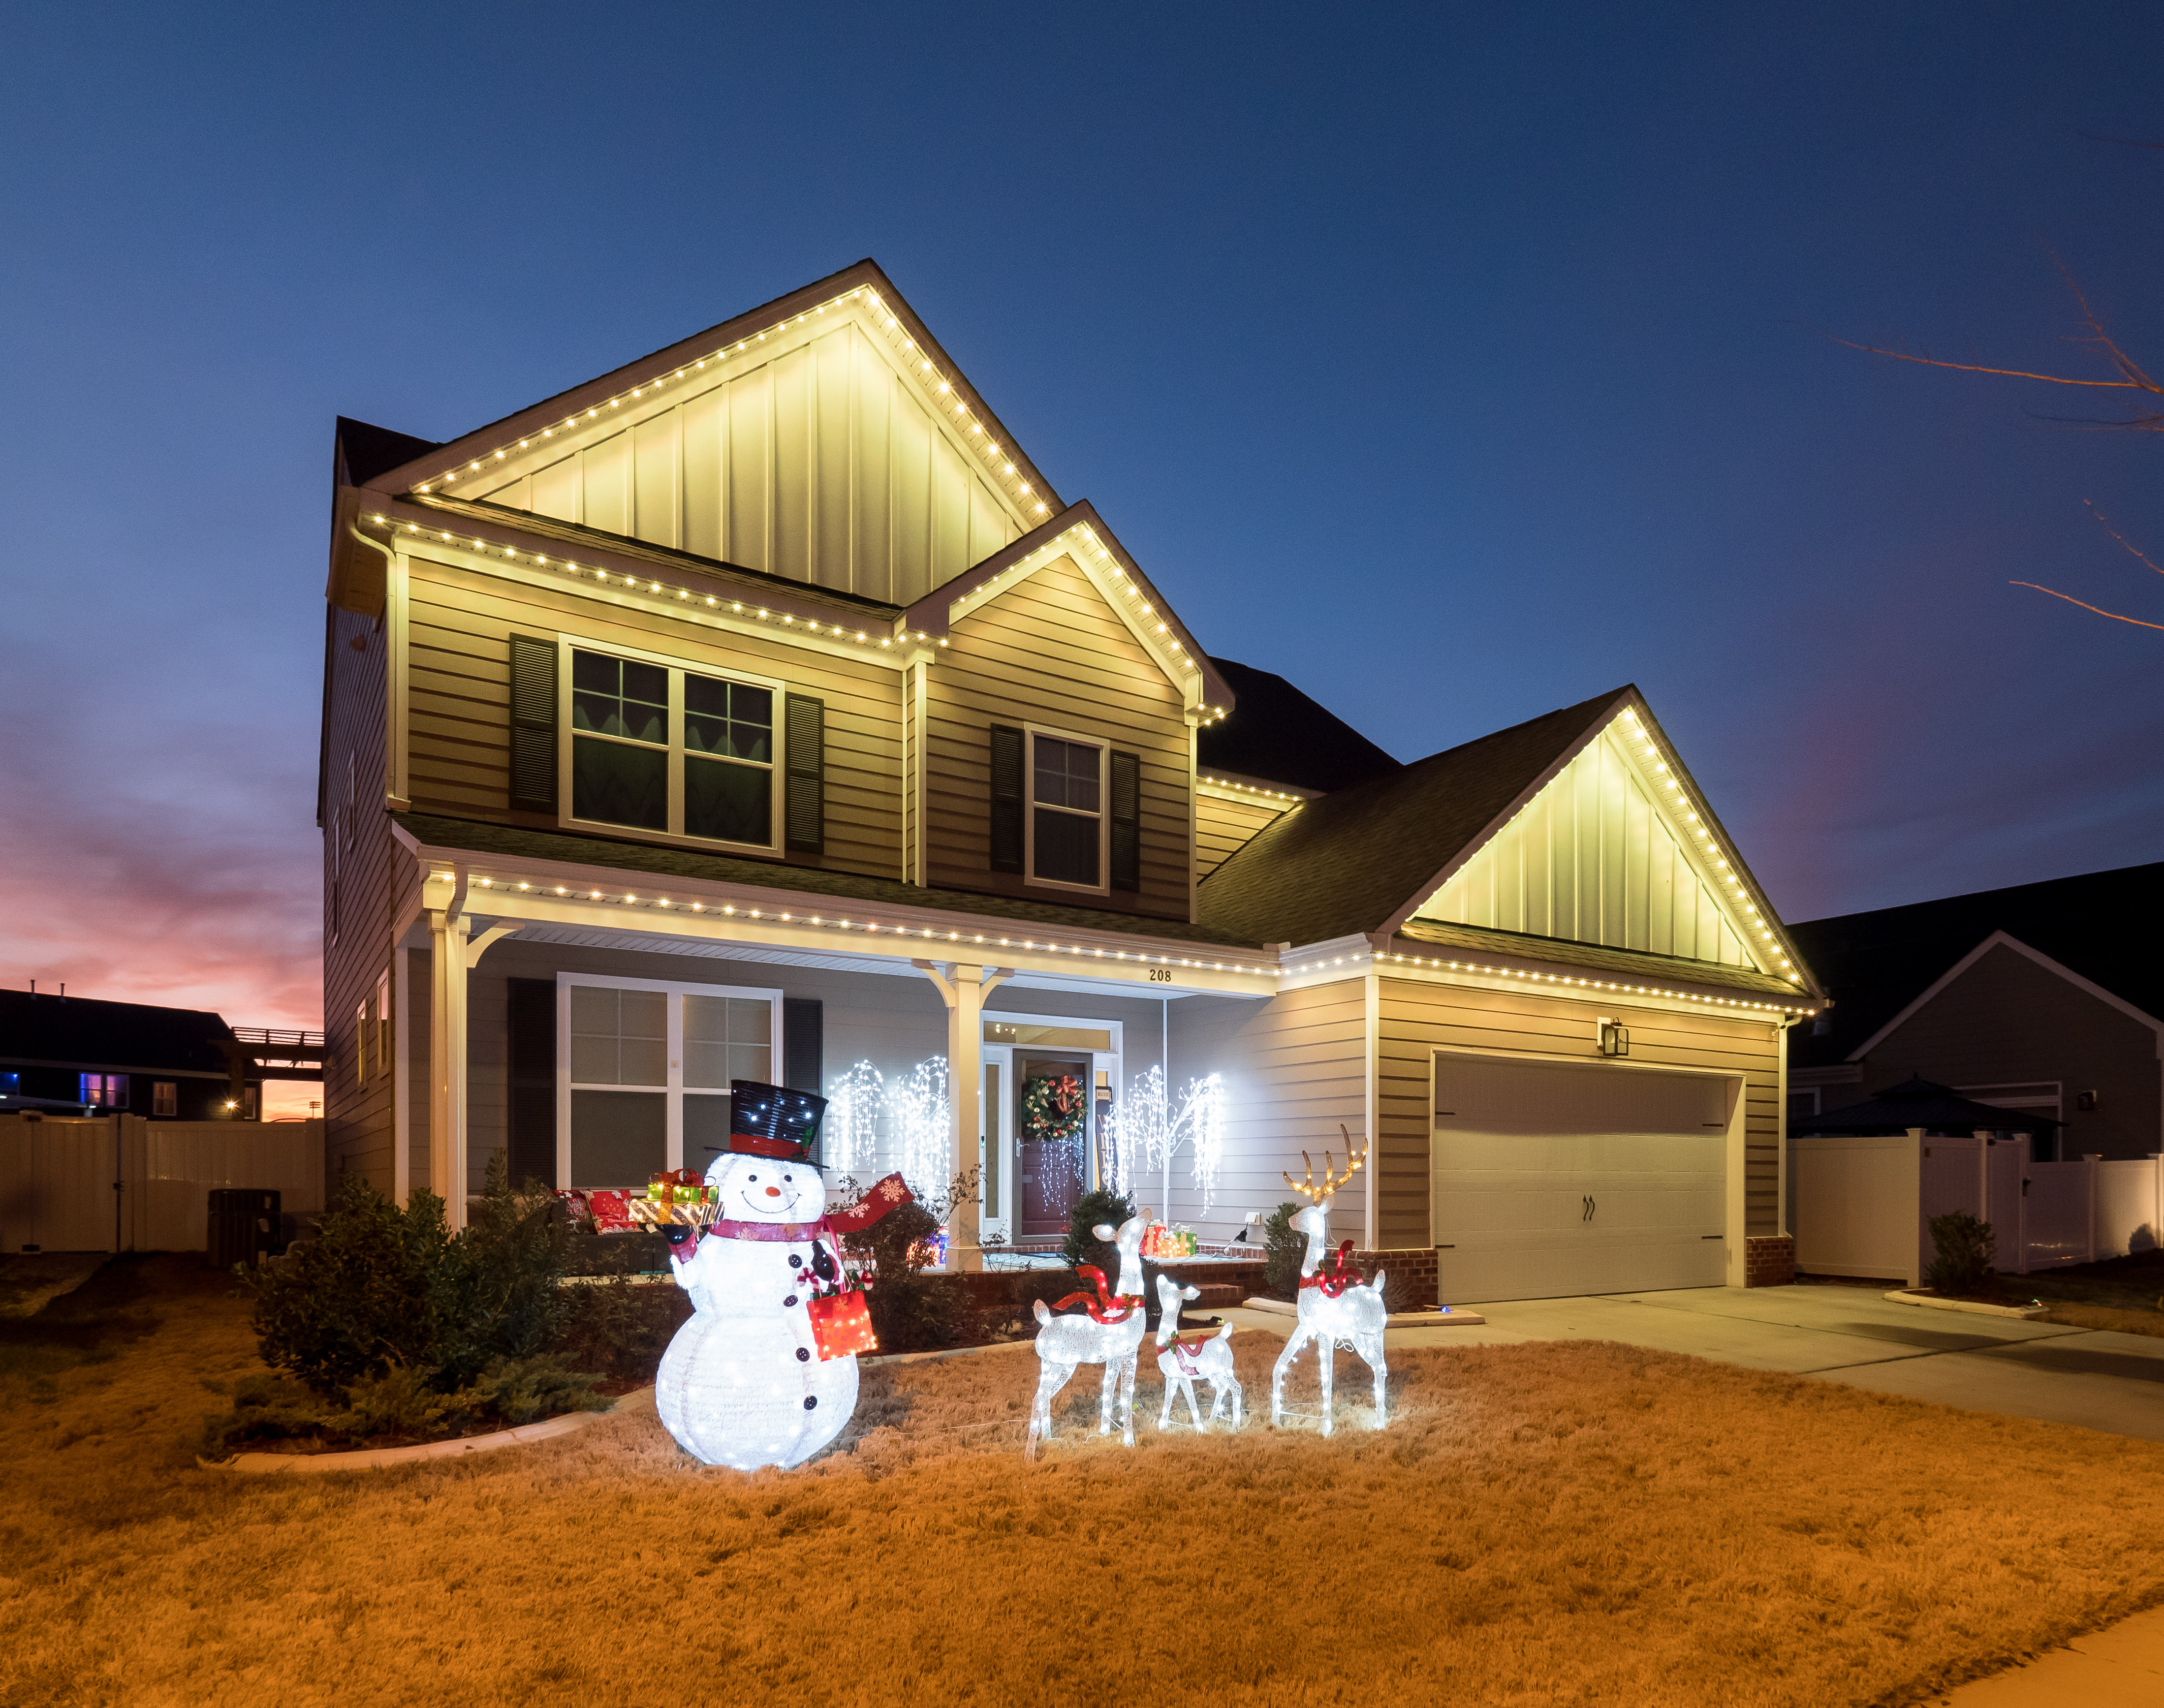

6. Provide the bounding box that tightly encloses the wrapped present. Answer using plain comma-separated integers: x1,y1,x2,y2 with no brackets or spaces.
586,1189,636,1234
805,1289,877,1361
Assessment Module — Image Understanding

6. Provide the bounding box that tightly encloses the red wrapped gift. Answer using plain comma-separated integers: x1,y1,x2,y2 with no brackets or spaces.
586,1189,636,1234
805,1290,878,1361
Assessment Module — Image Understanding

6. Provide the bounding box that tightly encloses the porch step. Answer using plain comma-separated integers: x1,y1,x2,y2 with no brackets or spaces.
1187,1284,1243,1309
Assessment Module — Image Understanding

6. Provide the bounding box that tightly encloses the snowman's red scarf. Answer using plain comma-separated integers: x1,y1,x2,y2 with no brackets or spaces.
1299,1239,1362,1298
694,1172,915,1246
1051,1264,1141,1325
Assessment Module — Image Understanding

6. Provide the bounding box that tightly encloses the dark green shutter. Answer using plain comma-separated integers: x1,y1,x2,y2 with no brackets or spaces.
508,636,558,812
784,694,825,854
989,724,1025,873
1110,750,1141,892
506,978,557,1190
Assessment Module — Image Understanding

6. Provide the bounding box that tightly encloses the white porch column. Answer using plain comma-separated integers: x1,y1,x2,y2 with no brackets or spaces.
428,907,470,1232
913,961,1011,1272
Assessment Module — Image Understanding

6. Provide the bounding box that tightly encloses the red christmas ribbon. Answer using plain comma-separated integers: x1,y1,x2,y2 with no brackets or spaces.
1050,1264,1141,1325
1168,1336,1212,1374
1298,1239,1362,1299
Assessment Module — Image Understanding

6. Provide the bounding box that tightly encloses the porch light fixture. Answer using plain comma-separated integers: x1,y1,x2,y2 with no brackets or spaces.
1598,1020,1631,1057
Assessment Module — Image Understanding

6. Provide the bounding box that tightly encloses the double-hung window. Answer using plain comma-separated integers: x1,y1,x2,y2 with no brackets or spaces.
565,647,779,851
1031,734,1103,889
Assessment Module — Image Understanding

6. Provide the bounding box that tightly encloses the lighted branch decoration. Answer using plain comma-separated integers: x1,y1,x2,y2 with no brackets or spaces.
1104,1068,1226,1218
823,1059,950,1197
823,1062,886,1176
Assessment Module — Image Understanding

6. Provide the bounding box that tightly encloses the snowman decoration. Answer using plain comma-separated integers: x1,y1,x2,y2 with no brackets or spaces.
653,1082,912,1471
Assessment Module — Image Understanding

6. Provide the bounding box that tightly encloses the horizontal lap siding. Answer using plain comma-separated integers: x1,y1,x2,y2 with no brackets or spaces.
1378,977,1784,1246
1170,981,1368,1244
404,554,902,879
1195,793,1289,878
324,606,394,1194
927,556,1190,919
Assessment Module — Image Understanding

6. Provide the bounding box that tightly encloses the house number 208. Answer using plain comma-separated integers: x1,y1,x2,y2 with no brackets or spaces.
1148,967,1172,983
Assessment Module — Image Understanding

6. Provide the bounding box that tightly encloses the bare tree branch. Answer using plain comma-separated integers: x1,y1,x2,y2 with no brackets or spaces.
2084,499,2164,577
2009,581,2164,630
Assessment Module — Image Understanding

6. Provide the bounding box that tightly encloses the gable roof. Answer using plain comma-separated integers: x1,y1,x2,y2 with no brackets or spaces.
1199,687,1632,946
1197,657,1402,793
1788,861,2164,1068
335,417,439,488
1791,1074,2061,1137
0,990,238,1076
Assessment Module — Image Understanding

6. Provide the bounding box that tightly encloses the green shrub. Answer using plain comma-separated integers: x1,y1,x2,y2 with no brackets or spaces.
1060,1187,1137,1274
344,1366,459,1438
556,1249,690,1385
462,1354,609,1427
1263,1201,1307,1300
1927,1211,1995,1295
850,1198,964,1353
242,1156,569,1397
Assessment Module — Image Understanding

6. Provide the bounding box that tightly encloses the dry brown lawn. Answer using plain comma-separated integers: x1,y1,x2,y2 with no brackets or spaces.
5,1257,2164,1708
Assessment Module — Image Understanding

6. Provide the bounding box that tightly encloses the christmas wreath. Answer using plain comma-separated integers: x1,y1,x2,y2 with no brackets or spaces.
1021,1073,1086,1147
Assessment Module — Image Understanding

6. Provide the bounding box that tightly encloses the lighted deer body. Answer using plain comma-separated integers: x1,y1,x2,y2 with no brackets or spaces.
1154,1275,1241,1431
1025,1213,1151,1460
1269,1135,1389,1436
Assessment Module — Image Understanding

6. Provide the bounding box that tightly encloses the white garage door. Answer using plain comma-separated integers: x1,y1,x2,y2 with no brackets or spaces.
1432,1056,1732,1303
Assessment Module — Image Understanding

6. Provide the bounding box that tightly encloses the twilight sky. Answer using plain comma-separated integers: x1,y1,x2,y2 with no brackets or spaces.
4,1,2162,1067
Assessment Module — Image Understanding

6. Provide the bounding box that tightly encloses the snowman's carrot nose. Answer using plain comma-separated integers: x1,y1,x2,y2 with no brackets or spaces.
765,1186,782,1197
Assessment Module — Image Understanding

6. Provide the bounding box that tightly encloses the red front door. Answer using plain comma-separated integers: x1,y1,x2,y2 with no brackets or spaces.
1017,1054,1089,1238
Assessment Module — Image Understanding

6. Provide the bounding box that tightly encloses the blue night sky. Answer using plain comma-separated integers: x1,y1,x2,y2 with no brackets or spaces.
3,1,2161,1040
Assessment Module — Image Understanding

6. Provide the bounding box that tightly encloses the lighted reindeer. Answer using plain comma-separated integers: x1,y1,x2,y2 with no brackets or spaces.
1154,1274,1241,1432
1269,1129,1390,1436
1025,1212,1151,1460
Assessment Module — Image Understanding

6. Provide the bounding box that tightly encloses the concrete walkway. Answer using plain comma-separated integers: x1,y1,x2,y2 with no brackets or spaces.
1215,1281,2164,1441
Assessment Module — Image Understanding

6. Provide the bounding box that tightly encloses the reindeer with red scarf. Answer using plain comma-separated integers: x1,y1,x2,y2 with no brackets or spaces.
1269,1129,1389,1436
1025,1211,1150,1460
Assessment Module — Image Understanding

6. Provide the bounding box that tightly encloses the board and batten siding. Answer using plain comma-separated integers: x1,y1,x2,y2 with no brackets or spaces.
923,554,1191,920
1169,980,1370,1243
402,553,903,880
1377,976,1783,1247
1195,790,1293,880
1414,722,1760,970
473,322,1022,604
322,602,397,1194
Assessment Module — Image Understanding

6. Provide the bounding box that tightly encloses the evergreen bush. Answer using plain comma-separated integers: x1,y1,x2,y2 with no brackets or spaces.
1926,1211,1995,1296
1263,1201,1307,1299
1060,1186,1137,1274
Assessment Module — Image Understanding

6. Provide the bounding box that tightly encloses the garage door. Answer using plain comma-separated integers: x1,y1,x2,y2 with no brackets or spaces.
1432,1056,1731,1303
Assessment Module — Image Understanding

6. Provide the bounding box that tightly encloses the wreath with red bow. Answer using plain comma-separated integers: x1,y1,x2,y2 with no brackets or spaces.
1021,1074,1086,1147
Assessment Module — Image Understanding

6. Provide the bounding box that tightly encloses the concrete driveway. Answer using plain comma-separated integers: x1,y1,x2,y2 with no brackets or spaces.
1222,1282,2164,1440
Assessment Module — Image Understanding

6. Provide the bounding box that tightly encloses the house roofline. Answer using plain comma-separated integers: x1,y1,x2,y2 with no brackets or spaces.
1846,929,2164,1062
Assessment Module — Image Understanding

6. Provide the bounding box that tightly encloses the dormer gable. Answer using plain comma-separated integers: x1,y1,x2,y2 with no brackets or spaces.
359,261,1058,607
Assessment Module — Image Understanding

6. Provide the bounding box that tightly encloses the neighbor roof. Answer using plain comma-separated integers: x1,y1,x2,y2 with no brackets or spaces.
1197,657,1402,794
1789,1075,2061,1137
1198,687,1633,946
1788,861,2164,1069
0,991,237,1076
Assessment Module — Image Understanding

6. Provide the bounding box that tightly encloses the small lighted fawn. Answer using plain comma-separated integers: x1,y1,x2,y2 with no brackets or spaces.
1154,1274,1241,1432
1025,1212,1151,1460
1269,1130,1389,1436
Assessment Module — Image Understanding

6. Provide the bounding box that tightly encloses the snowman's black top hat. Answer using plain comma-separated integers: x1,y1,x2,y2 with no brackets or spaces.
727,1081,829,1168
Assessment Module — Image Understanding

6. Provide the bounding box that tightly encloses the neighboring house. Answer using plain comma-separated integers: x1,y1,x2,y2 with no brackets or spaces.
319,259,1823,1303
0,990,291,1120
1787,862,2164,1162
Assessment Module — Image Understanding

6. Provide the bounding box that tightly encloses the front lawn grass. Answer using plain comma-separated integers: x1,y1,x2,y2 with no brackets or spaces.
4,1257,2162,1707
1974,1248,2164,1337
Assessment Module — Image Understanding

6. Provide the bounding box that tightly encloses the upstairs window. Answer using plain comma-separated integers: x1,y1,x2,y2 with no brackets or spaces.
153,1081,177,1117
79,1073,128,1109
1032,735,1102,889
571,652,668,831
550,644,809,856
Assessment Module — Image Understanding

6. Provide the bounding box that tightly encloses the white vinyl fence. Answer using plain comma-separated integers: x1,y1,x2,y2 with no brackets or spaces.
1792,1128,2163,1287
0,1113,325,1253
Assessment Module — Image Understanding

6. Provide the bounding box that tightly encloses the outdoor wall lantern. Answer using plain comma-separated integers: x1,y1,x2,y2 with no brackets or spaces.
1597,1020,1631,1057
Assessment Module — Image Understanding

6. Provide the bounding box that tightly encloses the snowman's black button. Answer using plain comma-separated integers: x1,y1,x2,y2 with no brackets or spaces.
803,1396,817,1410
788,1254,802,1269
784,1295,799,1308
796,1347,811,1362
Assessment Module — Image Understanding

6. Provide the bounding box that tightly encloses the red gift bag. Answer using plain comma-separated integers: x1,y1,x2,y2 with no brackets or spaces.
806,1290,878,1361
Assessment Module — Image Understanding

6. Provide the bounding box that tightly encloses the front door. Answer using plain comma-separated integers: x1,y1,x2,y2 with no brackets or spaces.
1017,1051,1091,1239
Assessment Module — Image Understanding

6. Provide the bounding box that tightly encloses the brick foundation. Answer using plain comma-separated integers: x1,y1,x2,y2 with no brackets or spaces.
1744,1235,1795,1288
1349,1248,1439,1308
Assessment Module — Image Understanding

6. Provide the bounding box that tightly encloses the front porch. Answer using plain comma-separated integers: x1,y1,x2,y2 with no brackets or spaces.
378,818,1290,1267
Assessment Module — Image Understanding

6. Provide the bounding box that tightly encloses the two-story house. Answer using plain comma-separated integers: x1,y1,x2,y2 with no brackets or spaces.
320,260,1822,1303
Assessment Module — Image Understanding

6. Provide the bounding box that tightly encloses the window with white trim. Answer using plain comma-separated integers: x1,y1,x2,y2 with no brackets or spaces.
153,1081,177,1117
566,647,779,851
558,973,783,1187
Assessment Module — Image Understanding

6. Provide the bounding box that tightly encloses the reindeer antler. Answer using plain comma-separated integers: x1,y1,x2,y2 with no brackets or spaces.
1283,1124,1371,1201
